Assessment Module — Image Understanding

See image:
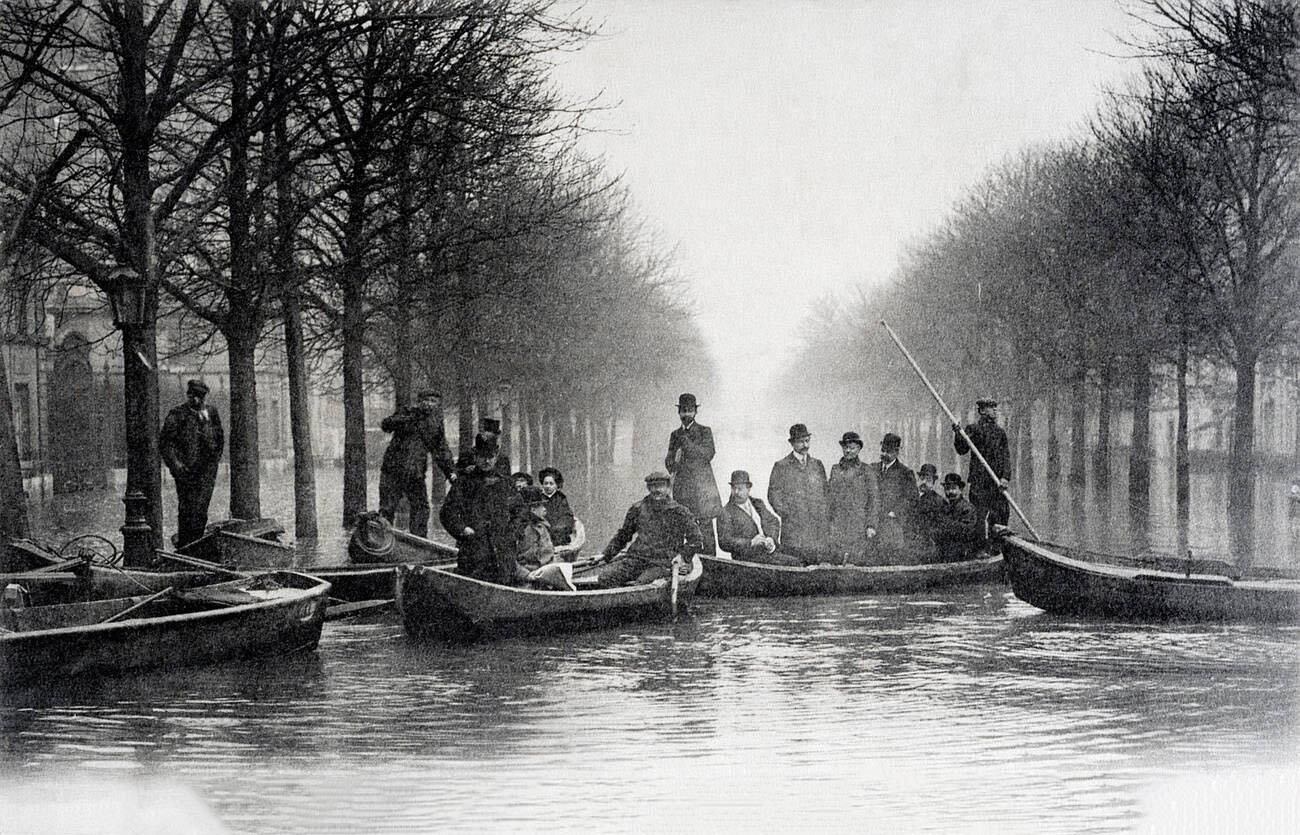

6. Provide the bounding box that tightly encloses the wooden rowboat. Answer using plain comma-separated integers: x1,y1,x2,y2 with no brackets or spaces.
397,555,703,638
697,550,1003,597
1,571,330,685
1001,534,1300,622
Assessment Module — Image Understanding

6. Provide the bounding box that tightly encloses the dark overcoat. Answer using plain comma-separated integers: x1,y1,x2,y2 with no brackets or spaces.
768,453,829,554
717,497,781,559
160,403,224,476
933,496,981,561
954,417,1010,506
665,421,723,518
603,496,703,566
542,489,576,546
827,457,880,557
440,466,518,584
380,407,454,481
877,459,917,525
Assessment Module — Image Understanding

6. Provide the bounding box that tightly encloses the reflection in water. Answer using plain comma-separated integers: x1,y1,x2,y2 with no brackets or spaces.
5,467,1299,832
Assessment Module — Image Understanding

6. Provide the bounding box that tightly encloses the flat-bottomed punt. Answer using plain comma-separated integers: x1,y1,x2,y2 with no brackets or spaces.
397,555,702,638
1002,534,1300,621
697,550,1003,597
1,571,330,685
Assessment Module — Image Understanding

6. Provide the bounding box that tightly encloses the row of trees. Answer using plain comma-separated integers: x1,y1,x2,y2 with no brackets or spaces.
0,0,712,541
778,0,1300,560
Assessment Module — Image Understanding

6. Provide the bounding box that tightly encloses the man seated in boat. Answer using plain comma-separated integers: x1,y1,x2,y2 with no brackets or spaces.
717,470,802,566
538,467,576,546
512,471,533,491
933,473,982,562
593,471,702,587
912,464,945,540
513,486,575,590
440,435,519,584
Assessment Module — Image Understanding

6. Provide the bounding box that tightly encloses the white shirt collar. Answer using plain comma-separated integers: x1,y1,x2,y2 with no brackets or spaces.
793,451,807,464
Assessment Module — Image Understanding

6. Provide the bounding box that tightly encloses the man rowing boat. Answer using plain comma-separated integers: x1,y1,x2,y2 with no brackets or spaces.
953,398,1011,542
594,471,702,587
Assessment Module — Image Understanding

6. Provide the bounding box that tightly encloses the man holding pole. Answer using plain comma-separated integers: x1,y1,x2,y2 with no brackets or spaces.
953,398,1011,541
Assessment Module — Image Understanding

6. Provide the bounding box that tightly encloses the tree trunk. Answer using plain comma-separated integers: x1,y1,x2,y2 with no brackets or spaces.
1069,364,1087,488
1176,334,1190,553
457,379,474,456
1019,397,1035,490
1128,358,1152,552
391,308,412,410
339,176,370,526
0,348,28,538
1046,389,1061,486
1096,362,1112,486
282,291,318,539
500,397,513,462
1228,352,1257,564
224,322,261,519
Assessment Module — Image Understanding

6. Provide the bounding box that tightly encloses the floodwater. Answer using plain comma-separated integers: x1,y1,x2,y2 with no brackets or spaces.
3,465,1299,833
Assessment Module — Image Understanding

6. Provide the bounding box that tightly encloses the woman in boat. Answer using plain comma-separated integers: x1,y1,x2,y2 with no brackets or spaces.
514,487,574,590
538,467,576,546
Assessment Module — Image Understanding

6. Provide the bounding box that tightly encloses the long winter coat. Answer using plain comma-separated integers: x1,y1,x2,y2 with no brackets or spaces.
933,496,981,561
665,421,723,519
440,466,518,584
380,407,454,482
954,417,1010,506
160,403,224,477
767,453,829,555
827,457,880,558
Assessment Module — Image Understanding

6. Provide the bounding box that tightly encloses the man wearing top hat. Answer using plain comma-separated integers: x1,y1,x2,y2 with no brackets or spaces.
953,398,1011,538
665,393,722,555
160,379,225,548
456,416,513,477
442,434,519,584
717,469,802,566
875,432,917,557
595,471,703,587
767,423,829,564
827,431,880,565
378,389,456,538
933,472,982,561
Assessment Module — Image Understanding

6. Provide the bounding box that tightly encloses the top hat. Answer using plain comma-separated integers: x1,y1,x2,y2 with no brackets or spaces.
186,379,209,397
644,470,672,485
942,472,966,488
416,388,441,401
788,423,811,442
918,463,938,478
839,431,864,447
729,469,752,486
880,432,902,450
976,398,999,409
472,433,499,456
479,417,502,434
676,393,699,410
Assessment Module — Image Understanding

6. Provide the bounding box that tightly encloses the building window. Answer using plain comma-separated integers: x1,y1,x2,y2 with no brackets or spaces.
13,382,31,460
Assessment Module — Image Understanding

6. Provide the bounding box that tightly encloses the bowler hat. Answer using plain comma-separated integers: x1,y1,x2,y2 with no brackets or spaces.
918,463,938,478
880,432,902,451
644,470,671,485
729,469,752,486
520,485,547,506
479,417,502,434
676,393,699,410
976,398,998,409
942,472,965,488
788,423,811,442
186,379,209,397
839,431,863,447
472,433,499,456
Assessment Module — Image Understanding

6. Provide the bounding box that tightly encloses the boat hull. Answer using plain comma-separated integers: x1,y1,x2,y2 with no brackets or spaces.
697,552,1003,598
1002,535,1300,622
1,571,330,685
398,556,702,638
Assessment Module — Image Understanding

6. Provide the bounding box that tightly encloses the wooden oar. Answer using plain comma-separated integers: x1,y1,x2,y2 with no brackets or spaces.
31,557,86,575
670,558,682,620
880,320,1042,541
325,598,395,621
155,550,251,578
99,586,174,624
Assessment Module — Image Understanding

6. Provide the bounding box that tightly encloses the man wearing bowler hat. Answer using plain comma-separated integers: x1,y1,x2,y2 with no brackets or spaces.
665,393,722,555
933,472,982,561
717,469,802,566
768,423,829,564
953,398,1011,541
912,463,946,542
875,432,917,557
595,471,702,587
827,431,880,565
160,379,225,548
378,389,456,538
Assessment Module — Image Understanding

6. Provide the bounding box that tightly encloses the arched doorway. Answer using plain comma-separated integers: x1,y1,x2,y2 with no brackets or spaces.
50,332,107,493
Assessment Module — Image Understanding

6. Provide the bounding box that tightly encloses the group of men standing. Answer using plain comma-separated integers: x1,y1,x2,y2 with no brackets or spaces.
658,393,1012,568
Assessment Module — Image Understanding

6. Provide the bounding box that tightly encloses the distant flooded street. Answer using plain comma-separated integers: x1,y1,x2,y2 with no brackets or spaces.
2,462,1298,833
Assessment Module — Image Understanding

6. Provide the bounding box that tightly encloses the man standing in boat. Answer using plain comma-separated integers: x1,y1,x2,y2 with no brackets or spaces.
665,393,722,555
953,398,1011,540
441,434,519,584
457,417,512,477
378,389,456,538
875,432,916,558
827,431,879,565
160,379,225,549
768,423,829,564
595,471,703,587
933,472,982,561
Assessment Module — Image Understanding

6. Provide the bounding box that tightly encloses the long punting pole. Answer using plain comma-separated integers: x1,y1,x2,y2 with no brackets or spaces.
879,320,1042,541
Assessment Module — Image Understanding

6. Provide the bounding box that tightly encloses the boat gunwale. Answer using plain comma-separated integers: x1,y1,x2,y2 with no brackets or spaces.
408,555,704,599
701,552,1002,576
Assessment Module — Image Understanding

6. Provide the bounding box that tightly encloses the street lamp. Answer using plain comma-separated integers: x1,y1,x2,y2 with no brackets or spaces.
97,266,154,566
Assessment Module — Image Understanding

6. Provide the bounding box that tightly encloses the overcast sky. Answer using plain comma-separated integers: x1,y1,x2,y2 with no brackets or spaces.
552,0,1149,404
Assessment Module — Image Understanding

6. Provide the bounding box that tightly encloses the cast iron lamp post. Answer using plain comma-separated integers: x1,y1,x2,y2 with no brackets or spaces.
98,266,155,567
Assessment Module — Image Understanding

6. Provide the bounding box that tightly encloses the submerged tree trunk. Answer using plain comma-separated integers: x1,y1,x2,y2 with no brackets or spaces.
1019,397,1035,490
1046,389,1061,486
282,291,318,539
1176,335,1190,553
225,322,261,520
0,348,28,538
1228,352,1257,564
1069,365,1087,488
1128,358,1152,552
1096,362,1113,487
